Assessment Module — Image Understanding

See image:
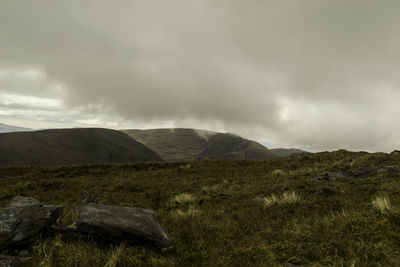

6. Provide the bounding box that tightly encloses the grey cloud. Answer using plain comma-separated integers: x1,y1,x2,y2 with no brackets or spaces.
1,1,400,151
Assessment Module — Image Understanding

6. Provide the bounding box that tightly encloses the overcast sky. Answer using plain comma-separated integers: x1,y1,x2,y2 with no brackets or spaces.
1,1,400,152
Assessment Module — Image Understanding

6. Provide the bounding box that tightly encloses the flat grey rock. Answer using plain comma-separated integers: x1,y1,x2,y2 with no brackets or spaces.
344,167,376,180
312,167,381,182
0,196,63,249
76,197,172,249
311,171,346,181
377,166,399,175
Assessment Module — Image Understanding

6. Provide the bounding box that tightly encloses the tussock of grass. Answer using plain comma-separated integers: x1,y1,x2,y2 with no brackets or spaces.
172,205,201,218
271,169,286,177
173,193,196,205
372,196,392,214
201,184,221,192
263,191,302,207
104,244,126,267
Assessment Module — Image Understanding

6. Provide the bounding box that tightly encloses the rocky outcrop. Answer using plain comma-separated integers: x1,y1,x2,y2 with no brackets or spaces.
0,194,172,259
377,166,399,175
311,171,347,181
0,196,63,249
76,194,172,249
312,166,399,182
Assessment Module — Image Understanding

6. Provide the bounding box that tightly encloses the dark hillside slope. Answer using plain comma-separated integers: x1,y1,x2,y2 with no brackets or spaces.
199,133,276,159
123,128,207,161
0,128,161,166
122,128,275,161
270,148,306,157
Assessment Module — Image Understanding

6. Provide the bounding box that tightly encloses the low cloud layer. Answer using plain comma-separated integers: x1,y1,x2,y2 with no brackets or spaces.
1,1,400,152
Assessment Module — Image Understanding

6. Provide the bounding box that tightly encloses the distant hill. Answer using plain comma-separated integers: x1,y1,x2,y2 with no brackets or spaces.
199,133,277,159
270,148,306,157
0,128,161,166
0,122,33,133
122,128,280,161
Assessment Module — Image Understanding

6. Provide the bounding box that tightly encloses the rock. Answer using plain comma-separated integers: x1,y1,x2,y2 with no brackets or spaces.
0,255,19,267
0,196,63,249
377,166,399,175
76,196,172,249
17,250,29,257
345,167,376,179
319,186,337,195
50,223,81,242
210,193,233,200
312,167,378,182
80,193,99,205
311,171,346,181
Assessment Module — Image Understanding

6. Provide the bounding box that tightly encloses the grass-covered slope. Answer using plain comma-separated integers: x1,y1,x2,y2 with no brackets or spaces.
122,128,208,161
199,132,276,159
122,128,276,161
0,128,161,166
1,150,400,265
270,148,306,157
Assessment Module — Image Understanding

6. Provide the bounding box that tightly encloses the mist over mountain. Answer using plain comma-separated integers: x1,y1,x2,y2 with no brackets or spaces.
0,128,161,166
122,128,303,161
0,122,32,133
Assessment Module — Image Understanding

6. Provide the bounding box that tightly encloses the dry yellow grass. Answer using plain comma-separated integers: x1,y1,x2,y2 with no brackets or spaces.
172,205,201,218
173,193,196,204
271,169,286,177
263,191,302,207
105,244,126,267
372,196,392,214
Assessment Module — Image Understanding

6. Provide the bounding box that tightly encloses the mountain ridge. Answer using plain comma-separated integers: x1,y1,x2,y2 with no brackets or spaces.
122,128,304,161
0,128,161,166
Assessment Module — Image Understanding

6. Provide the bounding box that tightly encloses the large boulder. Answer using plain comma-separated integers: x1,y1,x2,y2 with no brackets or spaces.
76,195,172,249
0,196,63,249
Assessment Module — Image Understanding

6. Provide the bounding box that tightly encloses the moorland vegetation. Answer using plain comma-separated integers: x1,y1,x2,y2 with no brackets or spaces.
1,150,400,266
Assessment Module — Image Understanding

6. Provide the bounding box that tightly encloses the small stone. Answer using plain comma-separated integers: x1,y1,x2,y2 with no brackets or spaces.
17,250,30,257
0,255,20,267
218,194,232,199
80,193,99,205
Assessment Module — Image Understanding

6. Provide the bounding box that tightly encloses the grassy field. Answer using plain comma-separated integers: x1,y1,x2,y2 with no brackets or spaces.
1,150,400,266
